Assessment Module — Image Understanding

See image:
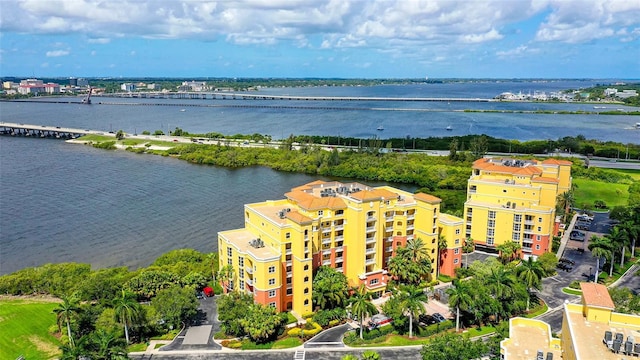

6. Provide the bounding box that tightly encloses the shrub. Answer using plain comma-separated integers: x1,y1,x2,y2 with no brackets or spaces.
417,320,454,337
312,308,346,327
569,280,582,289
329,319,340,327
221,339,242,349
287,328,301,337
363,325,395,340
302,312,315,319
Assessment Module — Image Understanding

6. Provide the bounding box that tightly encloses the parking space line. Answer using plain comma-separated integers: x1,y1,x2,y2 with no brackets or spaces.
294,350,306,360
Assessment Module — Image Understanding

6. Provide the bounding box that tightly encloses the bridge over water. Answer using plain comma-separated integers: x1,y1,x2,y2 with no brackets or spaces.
0,122,112,139
96,91,494,102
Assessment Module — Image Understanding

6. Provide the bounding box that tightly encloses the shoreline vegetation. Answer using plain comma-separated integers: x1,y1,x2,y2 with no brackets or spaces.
73,131,640,216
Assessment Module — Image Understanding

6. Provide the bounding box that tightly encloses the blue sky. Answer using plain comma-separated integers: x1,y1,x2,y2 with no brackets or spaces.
1,0,639,79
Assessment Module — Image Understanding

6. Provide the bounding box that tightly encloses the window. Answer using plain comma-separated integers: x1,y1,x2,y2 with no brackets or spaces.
227,258,232,266
537,226,542,232
238,257,244,267
286,277,292,284
286,232,290,239
370,279,379,285
513,223,521,232
229,280,234,290
455,229,461,235
304,276,309,283
268,266,276,273
286,266,292,272
535,245,540,250
336,210,344,215
514,214,522,223
318,210,323,216
537,235,541,241
454,258,459,264
239,280,244,290
538,217,543,223
304,299,309,305
488,211,496,219
454,248,460,255
488,220,495,228
304,264,309,271
455,239,460,245
269,302,276,308
512,232,520,241
227,247,233,257
269,278,275,285
268,290,276,298
286,288,293,295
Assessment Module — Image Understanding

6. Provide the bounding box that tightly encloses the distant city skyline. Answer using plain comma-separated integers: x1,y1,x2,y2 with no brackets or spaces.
1,0,639,79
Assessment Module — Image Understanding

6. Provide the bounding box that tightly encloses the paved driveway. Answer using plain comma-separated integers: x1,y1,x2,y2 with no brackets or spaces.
159,295,222,351
304,323,352,348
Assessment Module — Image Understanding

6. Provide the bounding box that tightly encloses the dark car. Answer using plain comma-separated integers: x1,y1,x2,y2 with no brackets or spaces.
560,258,575,265
432,313,446,323
419,314,436,325
557,263,572,271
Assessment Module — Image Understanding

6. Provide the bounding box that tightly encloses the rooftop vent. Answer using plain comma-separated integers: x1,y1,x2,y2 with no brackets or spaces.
249,238,265,248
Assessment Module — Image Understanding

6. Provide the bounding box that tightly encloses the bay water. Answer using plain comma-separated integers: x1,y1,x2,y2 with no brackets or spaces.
1,80,638,275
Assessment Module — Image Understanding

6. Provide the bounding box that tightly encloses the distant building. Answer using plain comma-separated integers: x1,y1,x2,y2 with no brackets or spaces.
77,78,89,87
147,83,161,90
18,78,61,95
605,88,618,96
617,90,637,99
3,81,17,90
69,78,77,86
181,81,208,92
121,83,136,92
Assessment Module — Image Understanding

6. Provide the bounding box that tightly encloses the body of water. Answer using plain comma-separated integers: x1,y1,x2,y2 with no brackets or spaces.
0,80,638,275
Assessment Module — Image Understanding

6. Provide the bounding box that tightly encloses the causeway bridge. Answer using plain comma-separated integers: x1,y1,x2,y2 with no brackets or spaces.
96,91,493,102
0,122,112,139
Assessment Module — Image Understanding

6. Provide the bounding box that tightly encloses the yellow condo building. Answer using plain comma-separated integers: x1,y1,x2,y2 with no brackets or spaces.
218,180,464,315
464,158,572,258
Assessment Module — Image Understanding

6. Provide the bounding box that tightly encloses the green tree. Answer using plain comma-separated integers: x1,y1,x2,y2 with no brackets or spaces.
312,266,349,310
89,329,128,360
447,279,472,332
112,289,140,344
218,265,235,292
589,235,612,282
556,191,574,222
606,226,628,274
53,295,81,348
517,257,544,311
469,135,489,159
342,355,359,360
485,267,516,321
420,332,488,360
448,138,458,161
152,285,198,330
239,303,286,344
218,291,254,336
349,285,378,339
437,234,448,278
537,252,558,277
398,285,427,338
496,241,521,264
362,350,381,360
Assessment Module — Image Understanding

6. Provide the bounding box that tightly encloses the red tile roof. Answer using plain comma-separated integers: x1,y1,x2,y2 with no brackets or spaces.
542,159,573,166
414,192,442,204
580,282,615,309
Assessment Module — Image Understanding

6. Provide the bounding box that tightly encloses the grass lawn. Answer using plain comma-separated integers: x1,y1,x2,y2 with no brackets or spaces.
525,302,549,318
464,325,497,337
613,168,640,181
0,299,61,360
573,178,629,208
562,288,583,296
239,336,303,350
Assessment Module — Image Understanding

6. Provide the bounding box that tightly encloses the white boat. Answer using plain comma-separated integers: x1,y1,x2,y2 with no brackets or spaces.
635,123,640,129
180,109,186,112
446,125,453,131
593,106,606,109
377,125,384,131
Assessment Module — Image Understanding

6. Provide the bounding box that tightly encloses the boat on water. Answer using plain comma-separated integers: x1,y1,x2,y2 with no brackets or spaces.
446,125,453,131
593,106,607,109
180,109,186,112
635,123,640,129
377,125,384,131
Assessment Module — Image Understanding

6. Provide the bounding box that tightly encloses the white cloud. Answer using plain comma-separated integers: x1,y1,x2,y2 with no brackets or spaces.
496,45,540,58
41,62,49,68
88,38,111,44
46,50,69,57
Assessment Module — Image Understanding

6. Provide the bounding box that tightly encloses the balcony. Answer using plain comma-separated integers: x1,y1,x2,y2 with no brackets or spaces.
334,246,344,252
406,235,414,241
245,266,254,275
407,213,415,220
245,278,253,286
322,249,332,255
407,224,415,231
335,257,343,263
366,247,376,254
285,248,292,255
334,235,344,242
367,216,376,222
386,215,394,221
365,258,376,265
366,237,377,244
322,228,331,234
386,246,393,252
366,226,376,232
334,224,344,231
323,259,331,266
322,238,331,246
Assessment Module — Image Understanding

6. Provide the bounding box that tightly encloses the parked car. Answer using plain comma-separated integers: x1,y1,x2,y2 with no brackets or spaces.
560,258,575,265
575,223,591,231
368,314,393,330
419,314,436,325
557,263,573,271
432,313,446,323
570,231,586,241
577,214,594,222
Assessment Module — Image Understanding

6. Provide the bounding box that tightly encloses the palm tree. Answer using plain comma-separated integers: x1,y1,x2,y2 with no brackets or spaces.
406,237,430,262
605,227,627,275
207,252,218,282
556,191,574,222
90,329,127,360
437,234,448,278
620,221,639,259
218,264,235,292
497,241,521,264
399,285,427,338
349,285,378,339
485,267,516,321
589,235,612,283
112,289,140,344
517,257,544,311
53,295,80,348
463,237,475,269
446,279,472,332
